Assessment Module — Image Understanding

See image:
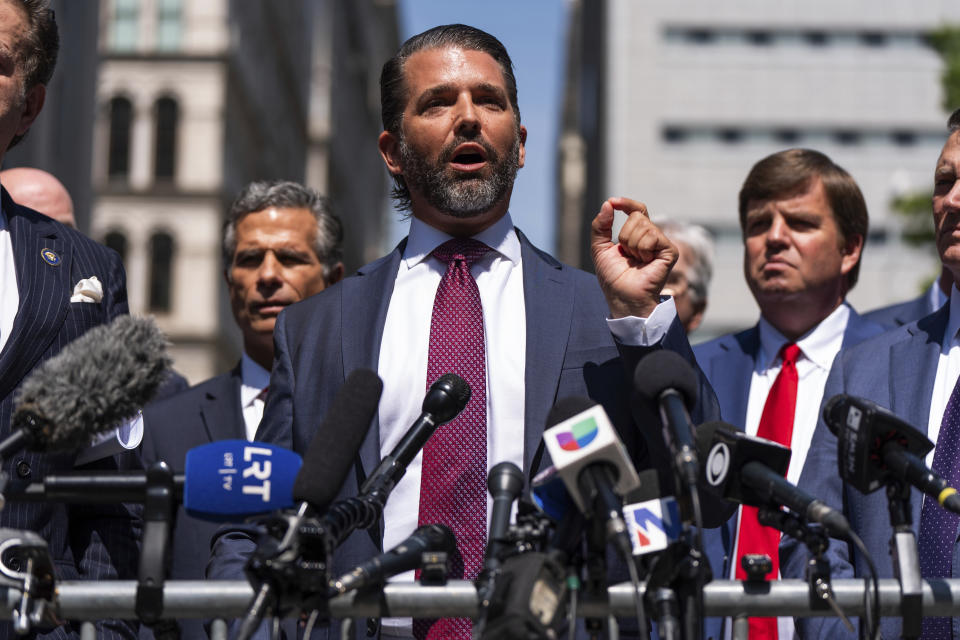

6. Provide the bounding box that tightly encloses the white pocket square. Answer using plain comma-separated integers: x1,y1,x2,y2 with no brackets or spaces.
70,276,103,303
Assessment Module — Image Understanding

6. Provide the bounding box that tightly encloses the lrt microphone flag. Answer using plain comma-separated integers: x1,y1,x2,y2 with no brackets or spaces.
542,402,640,513
184,439,302,521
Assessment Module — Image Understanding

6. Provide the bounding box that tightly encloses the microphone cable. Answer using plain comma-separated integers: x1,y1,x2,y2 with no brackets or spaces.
848,528,880,640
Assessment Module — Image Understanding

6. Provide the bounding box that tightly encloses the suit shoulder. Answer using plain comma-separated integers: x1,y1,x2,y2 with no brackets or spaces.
693,327,756,362
862,295,926,328
144,371,234,417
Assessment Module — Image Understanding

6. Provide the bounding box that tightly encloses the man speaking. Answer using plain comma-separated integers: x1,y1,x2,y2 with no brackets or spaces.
211,24,717,639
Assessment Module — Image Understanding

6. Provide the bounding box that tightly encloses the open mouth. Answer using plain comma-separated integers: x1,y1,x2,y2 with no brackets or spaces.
449,143,488,170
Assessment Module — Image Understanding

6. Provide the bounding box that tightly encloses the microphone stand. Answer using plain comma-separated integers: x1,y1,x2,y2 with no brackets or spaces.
885,479,922,640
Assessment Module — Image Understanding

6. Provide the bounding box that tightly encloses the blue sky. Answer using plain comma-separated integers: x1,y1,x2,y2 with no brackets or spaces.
391,0,568,251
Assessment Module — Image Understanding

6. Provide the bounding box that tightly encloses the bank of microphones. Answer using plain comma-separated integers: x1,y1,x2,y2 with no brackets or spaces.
10,319,960,640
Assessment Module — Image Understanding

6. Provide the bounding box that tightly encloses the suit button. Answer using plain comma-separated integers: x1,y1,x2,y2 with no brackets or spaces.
15,460,30,479
7,557,20,572
366,618,379,637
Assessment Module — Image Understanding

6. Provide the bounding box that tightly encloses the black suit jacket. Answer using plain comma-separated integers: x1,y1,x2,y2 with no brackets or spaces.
140,366,246,639
0,188,138,639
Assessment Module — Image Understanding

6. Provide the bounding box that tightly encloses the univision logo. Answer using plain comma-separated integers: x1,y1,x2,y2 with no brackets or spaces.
555,417,599,451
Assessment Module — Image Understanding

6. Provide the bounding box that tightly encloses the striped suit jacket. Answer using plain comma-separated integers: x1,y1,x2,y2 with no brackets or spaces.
0,187,139,639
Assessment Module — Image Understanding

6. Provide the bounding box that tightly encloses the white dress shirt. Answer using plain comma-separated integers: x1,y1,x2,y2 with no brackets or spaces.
240,352,271,441
0,204,17,355
376,213,676,636
728,303,851,640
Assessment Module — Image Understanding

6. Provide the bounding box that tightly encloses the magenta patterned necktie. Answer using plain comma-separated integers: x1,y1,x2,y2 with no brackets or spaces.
414,238,490,640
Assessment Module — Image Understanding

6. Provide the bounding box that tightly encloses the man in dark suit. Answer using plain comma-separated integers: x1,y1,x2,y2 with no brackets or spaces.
784,108,960,639
694,149,883,640
211,24,718,639
0,1,138,637
140,181,343,639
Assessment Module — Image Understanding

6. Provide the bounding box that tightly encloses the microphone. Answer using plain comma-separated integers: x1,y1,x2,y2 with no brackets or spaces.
824,394,960,514
633,350,700,486
7,440,303,522
486,462,523,560
239,368,383,640
697,421,851,538
360,373,470,499
329,524,456,595
3,315,171,459
183,440,302,520
542,397,640,554
622,469,682,557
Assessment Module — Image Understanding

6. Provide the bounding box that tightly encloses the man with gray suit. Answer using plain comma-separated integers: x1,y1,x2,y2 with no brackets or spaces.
786,108,960,639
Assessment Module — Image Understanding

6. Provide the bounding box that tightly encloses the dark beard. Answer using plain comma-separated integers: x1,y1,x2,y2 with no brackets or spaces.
399,131,521,218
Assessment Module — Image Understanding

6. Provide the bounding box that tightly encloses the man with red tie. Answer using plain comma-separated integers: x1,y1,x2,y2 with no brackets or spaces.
694,148,883,639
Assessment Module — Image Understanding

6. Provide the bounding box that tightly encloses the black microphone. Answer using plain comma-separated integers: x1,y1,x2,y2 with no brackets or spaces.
486,462,523,560
329,523,456,595
3,315,171,459
633,350,700,486
824,394,960,514
697,421,851,538
239,368,383,640
360,373,470,499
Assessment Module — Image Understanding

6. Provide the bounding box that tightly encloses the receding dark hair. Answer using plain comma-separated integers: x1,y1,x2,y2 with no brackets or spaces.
738,148,869,289
9,0,58,149
949,107,960,132
380,24,521,209
222,180,343,280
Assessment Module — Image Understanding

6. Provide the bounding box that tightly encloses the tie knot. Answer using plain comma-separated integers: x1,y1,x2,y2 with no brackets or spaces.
432,238,490,267
780,343,801,366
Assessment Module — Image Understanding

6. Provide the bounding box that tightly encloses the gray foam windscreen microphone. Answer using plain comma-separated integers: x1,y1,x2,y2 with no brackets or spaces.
12,315,172,451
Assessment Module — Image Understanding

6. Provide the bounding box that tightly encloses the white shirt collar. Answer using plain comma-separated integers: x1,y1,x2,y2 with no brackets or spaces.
931,279,951,315
945,284,960,346
402,212,522,269
240,352,270,407
757,302,851,372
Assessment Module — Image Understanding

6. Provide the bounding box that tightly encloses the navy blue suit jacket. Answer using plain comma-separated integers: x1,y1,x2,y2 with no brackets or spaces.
210,229,720,638
0,188,139,638
141,367,245,639
863,292,936,329
692,307,884,640
782,304,951,639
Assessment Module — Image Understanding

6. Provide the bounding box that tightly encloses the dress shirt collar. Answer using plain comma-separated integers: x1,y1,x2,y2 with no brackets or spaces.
240,352,270,407
757,302,851,372
945,284,960,348
402,211,521,269
930,279,950,315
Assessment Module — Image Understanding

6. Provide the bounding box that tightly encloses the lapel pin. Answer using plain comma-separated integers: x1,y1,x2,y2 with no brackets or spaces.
40,248,61,266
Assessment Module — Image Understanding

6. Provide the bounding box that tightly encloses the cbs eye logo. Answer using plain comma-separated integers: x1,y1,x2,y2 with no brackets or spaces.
705,442,731,487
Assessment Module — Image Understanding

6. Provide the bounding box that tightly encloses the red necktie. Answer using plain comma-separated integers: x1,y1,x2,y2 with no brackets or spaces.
734,342,800,640
414,238,489,640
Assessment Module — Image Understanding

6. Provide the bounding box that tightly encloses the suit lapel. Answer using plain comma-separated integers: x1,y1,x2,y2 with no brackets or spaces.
345,245,403,478
890,306,949,528
519,231,572,472
199,367,246,442
711,328,759,430
0,195,70,402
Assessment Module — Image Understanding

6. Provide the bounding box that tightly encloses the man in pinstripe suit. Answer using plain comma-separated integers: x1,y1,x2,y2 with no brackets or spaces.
0,2,138,637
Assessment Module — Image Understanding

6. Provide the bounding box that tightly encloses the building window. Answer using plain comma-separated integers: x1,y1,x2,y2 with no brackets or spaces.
109,0,139,52
108,96,133,181
834,129,861,145
804,31,828,46
149,231,175,312
773,128,800,144
104,230,128,263
861,31,887,47
663,126,687,143
892,130,917,146
745,31,772,46
154,97,178,181
156,0,182,51
718,128,743,144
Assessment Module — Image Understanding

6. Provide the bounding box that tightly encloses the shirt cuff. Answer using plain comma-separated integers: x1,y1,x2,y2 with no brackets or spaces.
74,412,144,466
606,297,678,346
